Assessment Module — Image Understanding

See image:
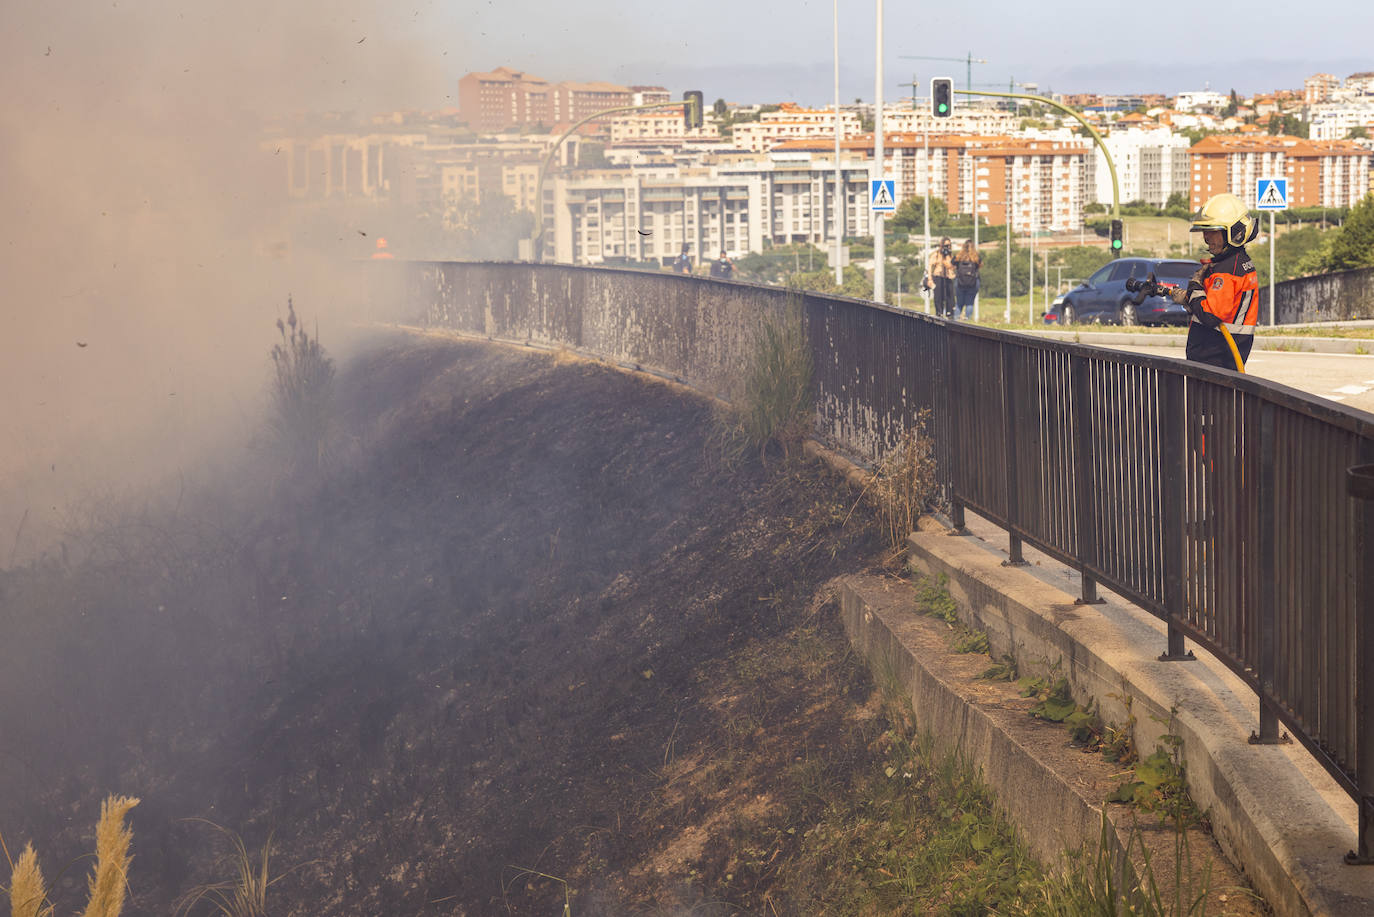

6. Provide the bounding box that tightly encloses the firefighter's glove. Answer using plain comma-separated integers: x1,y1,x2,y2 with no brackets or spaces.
1169,285,1190,305
1188,297,1222,329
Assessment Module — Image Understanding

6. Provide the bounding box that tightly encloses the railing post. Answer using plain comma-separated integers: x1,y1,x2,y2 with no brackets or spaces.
1070,354,1103,605
1346,461,1374,864
946,328,969,536
1160,373,1194,660
1251,403,1284,740
1001,341,1026,566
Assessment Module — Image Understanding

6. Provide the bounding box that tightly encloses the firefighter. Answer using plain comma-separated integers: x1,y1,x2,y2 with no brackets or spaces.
1171,193,1260,370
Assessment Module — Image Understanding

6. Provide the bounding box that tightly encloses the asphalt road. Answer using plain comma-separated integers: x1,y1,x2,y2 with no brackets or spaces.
1101,341,1374,416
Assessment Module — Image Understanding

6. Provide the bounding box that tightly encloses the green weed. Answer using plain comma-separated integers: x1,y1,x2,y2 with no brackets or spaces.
715,295,813,467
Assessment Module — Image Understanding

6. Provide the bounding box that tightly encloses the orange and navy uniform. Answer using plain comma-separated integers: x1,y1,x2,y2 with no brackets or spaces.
1184,245,1259,369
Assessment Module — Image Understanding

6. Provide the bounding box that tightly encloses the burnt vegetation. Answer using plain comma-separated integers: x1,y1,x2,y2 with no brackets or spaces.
0,332,892,915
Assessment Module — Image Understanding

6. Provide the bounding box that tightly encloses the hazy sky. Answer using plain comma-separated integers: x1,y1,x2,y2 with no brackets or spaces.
450,0,1374,107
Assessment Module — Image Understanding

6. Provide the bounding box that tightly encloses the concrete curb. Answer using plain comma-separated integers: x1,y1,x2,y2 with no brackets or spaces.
895,516,1374,916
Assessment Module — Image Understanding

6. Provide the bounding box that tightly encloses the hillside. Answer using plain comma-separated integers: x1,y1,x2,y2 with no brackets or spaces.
0,331,894,915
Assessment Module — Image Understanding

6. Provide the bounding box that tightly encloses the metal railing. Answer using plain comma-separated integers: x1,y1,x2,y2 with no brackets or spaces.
405,261,1374,859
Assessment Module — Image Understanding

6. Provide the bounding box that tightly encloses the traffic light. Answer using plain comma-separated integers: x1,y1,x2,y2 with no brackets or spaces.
1110,219,1123,255
931,77,953,118
683,90,703,130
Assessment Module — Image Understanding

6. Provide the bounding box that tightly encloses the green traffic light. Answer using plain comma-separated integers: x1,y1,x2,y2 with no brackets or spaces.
1112,240,1122,249
938,103,948,113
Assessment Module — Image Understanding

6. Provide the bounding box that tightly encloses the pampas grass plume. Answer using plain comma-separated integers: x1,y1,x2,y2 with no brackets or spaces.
9,843,50,917
79,795,139,917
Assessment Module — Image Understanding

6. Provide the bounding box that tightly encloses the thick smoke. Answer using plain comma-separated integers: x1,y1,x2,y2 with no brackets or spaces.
0,2,458,562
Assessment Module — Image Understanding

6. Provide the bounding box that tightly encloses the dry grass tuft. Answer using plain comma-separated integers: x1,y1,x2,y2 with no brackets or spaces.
871,411,938,553
173,821,287,917
268,296,336,473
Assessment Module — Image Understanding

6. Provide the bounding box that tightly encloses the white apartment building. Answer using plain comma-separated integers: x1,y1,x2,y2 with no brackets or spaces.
1345,72,1374,96
730,105,863,153
608,109,721,144
884,106,1018,137
1174,90,1230,113
544,152,873,265
1088,128,1191,206
1308,101,1374,141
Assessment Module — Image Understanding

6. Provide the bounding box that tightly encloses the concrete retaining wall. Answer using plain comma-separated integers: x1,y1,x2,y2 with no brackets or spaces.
1273,266,1374,323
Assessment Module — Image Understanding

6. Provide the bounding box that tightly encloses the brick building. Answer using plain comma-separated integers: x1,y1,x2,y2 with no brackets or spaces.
458,68,634,131
1188,135,1372,209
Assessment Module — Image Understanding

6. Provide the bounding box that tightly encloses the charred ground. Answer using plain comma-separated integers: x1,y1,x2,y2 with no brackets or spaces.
0,332,896,915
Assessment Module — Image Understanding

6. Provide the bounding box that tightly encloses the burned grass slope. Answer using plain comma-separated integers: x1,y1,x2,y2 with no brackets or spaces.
0,333,889,915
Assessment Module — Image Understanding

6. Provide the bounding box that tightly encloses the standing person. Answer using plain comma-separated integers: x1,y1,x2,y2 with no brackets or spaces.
925,236,957,318
674,244,693,274
1170,193,1260,370
953,239,982,321
712,249,733,279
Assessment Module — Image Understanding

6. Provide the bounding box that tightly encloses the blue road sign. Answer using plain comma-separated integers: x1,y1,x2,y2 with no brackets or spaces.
870,178,896,213
1256,178,1288,211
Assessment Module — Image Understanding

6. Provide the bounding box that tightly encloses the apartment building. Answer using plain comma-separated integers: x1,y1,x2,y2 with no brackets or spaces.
1089,128,1191,206
884,106,1018,137
1306,73,1340,106
1189,134,1372,208
629,86,672,106
458,67,556,131
551,81,633,125
1309,101,1374,141
1174,90,1230,113
609,108,722,144
276,132,427,199
544,153,873,265
775,132,1090,233
458,67,633,131
729,104,863,153
965,138,1091,232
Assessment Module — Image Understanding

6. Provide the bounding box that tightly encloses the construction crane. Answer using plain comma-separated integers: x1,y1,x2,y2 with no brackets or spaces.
899,52,987,93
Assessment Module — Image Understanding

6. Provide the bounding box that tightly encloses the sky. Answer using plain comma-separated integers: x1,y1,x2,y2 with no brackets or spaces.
450,0,1374,107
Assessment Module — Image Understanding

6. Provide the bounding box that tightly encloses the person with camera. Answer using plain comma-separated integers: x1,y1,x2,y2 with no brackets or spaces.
924,236,957,318
1169,193,1260,369
952,240,982,320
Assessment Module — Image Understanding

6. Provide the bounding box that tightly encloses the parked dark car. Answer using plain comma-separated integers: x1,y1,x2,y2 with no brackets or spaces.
1044,257,1199,326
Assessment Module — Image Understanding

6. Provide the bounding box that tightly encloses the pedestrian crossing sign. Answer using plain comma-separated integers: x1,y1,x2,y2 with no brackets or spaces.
870,178,896,213
1256,178,1288,211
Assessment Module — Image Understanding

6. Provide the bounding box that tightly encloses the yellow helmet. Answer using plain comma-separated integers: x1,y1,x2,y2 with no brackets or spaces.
1190,193,1259,246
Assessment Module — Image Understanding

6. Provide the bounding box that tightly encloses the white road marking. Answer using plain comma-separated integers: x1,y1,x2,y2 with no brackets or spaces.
1322,394,1347,401
1333,384,1371,395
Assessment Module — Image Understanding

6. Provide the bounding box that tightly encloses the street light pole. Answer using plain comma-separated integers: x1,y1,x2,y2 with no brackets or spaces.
873,0,886,303
834,0,843,285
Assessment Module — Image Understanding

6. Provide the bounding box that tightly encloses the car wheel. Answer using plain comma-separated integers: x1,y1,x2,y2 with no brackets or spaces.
1062,303,1077,325
1118,301,1138,326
